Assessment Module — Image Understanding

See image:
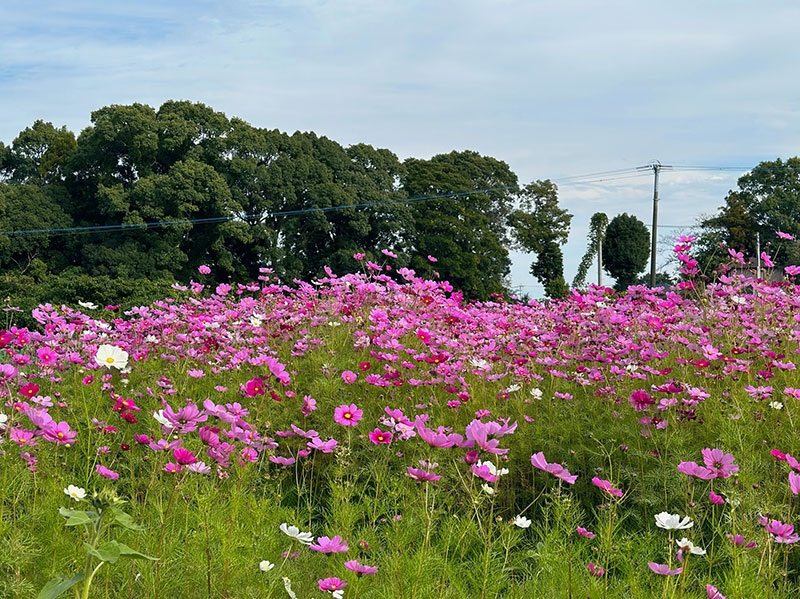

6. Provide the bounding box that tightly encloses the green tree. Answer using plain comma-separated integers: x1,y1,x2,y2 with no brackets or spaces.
403,151,519,300
2,120,77,185
603,213,650,291
572,212,608,288
697,157,800,269
509,180,572,298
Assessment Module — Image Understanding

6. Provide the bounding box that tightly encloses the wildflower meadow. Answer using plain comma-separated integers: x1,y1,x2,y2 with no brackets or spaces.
4,238,800,598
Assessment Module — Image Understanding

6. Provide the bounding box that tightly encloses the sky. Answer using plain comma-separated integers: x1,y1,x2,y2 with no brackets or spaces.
2,0,799,295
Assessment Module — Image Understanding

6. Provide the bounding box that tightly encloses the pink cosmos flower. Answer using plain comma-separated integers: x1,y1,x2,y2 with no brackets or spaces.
173,447,198,465
530,452,578,484
406,467,442,482
707,584,726,599
37,347,59,367
785,265,800,276
761,252,775,268
648,562,683,576
591,476,623,497
777,231,795,240
766,519,800,544
308,437,338,453
163,462,182,474
629,389,654,411
344,559,378,575
368,428,392,445
269,455,296,466
198,265,211,274
341,370,358,384
41,421,77,445
701,448,739,478
677,461,716,480
334,403,362,426
726,533,756,548
310,535,349,553
577,527,596,539
790,471,800,495
587,562,605,576
709,491,725,505
318,577,347,592
95,464,119,480
471,463,499,483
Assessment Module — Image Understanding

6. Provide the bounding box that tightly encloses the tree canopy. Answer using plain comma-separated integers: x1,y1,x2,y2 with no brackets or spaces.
0,101,580,307
603,213,650,291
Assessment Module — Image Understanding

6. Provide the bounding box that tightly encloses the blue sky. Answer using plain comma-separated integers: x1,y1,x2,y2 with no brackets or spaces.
2,0,799,294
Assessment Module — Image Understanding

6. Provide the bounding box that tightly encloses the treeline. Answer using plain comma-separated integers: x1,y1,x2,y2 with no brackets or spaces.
0,101,574,312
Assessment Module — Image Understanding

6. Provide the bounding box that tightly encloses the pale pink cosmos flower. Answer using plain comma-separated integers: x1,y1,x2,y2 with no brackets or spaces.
677,461,716,480
648,562,683,576
790,471,800,495
706,584,726,599
530,452,578,484
767,519,800,544
344,559,377,575
576,527,596,539
95,464,119,480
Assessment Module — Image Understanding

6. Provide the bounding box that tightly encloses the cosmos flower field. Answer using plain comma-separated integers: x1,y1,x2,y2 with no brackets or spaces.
3,242,800,598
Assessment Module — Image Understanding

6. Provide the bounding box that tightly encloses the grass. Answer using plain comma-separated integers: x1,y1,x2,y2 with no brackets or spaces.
2,254,800,598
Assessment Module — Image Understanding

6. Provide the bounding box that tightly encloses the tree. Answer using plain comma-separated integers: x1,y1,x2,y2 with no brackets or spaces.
403,151,519,300
572,212,608,288
2,120,77,185
603,213,650,291
697,157,800,269
509,180,572,298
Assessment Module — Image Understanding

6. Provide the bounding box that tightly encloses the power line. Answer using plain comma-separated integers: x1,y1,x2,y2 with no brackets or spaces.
0,186,517,238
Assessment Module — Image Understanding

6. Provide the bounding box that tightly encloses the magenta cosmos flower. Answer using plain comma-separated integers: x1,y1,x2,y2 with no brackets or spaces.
701,448,739,478
368,428,392,444
334,404,362,427
406,467,441,482
591,476,623,497
310,535,349,553
530,452,578,484
318,578,347,592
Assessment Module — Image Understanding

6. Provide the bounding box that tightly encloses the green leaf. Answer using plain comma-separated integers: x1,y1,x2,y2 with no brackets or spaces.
84,541,121,564
112,509,145,530
58,508,97,527
115,541,158,561
37,573,84,599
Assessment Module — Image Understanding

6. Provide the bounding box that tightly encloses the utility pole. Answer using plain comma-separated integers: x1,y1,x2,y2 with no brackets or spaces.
637,161,672,287
756,231,761,279
597,234,603,286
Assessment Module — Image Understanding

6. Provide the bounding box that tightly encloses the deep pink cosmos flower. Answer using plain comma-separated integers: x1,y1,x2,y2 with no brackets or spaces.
334,403,362,426
701,448,739,478
368,428,392,445
318,577,347,592
591,476,623,497
173,447,198,465
530,452,578,484
629,389,654,411
243,377,266,397
726,534,756,548
709,491,725,505
310,535,349,553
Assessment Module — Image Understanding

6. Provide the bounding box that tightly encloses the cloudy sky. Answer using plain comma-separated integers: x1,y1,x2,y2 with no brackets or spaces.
2,0,799,294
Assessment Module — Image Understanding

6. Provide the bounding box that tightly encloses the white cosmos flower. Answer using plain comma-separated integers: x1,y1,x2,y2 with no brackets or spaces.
63,484,86,501
279,523,314,545
95,344,129,370
332,590,344,599
654,512,694,530
513,515,532,528
259,560,275,572
481,484,496,495
676,537,706,555
153,410,173,430
78,301,98,310
0,413,7,429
